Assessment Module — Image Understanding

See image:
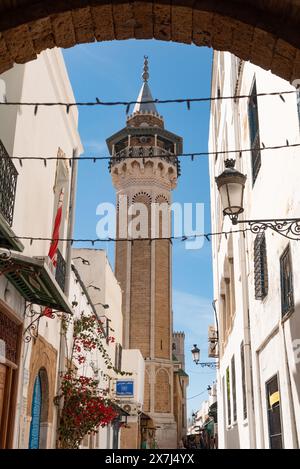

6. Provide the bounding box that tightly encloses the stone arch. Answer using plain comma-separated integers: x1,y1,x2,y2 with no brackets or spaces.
0,1,299,83
130,159,141,175
155,193,169,205
154,367,171,413
132,190,151,205
130,191,151,238
144,160,154,176
157,161,164,176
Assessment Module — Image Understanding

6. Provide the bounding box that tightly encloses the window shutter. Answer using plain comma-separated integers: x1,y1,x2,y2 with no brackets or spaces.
254,232,268,299
280,246,294,317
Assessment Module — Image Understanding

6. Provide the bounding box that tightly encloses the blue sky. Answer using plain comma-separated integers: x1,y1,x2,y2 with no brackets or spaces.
63,40,215,418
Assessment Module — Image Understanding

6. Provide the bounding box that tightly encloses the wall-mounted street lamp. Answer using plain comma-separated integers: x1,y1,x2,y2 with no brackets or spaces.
215,159,300,240
191,344,217,369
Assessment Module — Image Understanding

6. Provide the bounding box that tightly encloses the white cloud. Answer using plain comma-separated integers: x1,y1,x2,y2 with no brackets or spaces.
173,289,215,361
83,140,107,154
173,289,213,328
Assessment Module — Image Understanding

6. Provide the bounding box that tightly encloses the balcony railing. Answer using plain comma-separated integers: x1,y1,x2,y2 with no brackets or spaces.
55,249,66,292
109,146,181,176
0,140,18,227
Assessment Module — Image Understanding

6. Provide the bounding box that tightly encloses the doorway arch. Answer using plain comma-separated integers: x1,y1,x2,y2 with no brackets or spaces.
28,368,49,449
0,1,299,83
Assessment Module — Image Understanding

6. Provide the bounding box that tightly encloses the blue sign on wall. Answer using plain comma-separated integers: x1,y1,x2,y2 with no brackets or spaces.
116,380,134,396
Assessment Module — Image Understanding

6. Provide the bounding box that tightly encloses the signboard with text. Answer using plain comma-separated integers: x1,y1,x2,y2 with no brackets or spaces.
116,380,134,396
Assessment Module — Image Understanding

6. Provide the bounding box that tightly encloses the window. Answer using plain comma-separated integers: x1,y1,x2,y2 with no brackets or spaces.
248,79,261,184
231,356,237,423
240,342,247,420
266,374,283,449
114,343,122,372
254,233,268,299
280,246,294,318
226,366,231,426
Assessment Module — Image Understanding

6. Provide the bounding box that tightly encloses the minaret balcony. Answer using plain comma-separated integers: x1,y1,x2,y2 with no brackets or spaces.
109,146,181,176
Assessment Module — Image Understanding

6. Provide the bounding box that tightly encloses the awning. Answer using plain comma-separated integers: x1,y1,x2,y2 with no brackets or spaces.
0,212,24,252
0,252,72,313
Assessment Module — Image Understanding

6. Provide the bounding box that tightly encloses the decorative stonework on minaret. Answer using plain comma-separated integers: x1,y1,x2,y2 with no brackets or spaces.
107,57,183,449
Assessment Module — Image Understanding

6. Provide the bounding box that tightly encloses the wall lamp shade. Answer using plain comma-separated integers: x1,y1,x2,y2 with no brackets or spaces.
191,344,200,364
215,159,247,223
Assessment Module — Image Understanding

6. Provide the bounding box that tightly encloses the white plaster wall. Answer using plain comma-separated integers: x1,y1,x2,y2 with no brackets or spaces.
0,48,83,449
209,50,300,449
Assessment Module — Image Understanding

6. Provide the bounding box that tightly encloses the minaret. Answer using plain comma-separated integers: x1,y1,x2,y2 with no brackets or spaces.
107,57,183,448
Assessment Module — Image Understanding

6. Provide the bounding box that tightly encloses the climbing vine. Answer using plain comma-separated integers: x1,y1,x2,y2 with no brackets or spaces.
56,312,130,449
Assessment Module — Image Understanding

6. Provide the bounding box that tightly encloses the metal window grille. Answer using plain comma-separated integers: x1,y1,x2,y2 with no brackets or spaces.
254,232,268,299
0,140,18,227
280,246,294,317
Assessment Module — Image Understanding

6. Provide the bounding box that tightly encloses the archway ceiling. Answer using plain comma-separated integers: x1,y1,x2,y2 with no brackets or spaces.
0,1,299,82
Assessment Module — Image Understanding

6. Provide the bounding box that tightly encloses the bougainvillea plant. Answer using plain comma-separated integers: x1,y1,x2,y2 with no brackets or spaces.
56,312,130,449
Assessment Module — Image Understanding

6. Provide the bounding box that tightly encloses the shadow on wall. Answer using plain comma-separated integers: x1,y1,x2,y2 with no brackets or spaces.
285,302,300,423
225,424,240,449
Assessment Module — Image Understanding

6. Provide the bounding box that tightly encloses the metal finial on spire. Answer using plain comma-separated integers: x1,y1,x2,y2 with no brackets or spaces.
142,55,149,82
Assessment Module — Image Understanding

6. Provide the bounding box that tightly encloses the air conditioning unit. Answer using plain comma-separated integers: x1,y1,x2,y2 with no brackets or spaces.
121,402,138,416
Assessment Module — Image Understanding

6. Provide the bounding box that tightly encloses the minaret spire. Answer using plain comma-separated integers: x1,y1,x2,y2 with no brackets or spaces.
133,56,158,115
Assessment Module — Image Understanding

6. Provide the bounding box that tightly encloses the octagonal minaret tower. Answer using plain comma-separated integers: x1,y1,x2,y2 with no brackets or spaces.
107,57,183,448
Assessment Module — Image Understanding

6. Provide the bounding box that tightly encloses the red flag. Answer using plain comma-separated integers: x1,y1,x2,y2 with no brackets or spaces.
44,189,65,318
48,188,64,267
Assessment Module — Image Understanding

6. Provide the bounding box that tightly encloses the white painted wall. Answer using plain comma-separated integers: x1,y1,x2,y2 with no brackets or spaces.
0,48,83,449
209,51,300,449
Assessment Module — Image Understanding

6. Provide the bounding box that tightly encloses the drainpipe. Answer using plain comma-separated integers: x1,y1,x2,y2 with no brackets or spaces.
55,147,79,447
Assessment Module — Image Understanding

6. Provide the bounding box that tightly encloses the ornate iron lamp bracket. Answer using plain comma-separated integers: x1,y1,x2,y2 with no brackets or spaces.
243,218,300,240
23,302,62,343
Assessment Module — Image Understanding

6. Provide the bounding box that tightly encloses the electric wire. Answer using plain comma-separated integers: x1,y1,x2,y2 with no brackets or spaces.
1,141,299,165
0,228,250,246
0,89,297,112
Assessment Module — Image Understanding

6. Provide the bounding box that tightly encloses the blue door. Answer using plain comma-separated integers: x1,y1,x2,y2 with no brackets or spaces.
29,373,42,449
